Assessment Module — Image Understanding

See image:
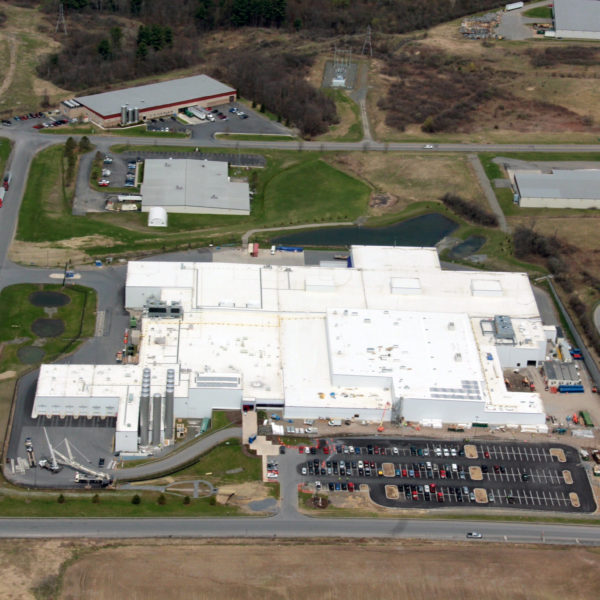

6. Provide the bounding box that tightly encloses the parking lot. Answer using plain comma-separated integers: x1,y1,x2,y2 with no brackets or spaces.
297,438,596,513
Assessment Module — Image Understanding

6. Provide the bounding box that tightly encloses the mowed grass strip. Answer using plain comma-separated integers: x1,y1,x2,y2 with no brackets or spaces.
263,158,370,224
0,137,12,174
0,492,242,517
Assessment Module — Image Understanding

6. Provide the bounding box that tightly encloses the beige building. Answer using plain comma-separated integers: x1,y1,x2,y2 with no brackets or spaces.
65,74,235,128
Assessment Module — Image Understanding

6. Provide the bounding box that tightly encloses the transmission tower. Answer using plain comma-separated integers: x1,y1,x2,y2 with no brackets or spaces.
361,25,372,57
56,2,67,35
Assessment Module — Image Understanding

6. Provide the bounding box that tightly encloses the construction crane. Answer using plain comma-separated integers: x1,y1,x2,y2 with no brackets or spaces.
39,428,111,482
39,427,61,472
377,402,391,432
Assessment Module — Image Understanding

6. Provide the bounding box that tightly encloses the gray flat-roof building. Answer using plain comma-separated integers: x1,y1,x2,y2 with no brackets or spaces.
554,0,600,39
141,158,250,216
69,74,236,127
542,360,581,388
514,169,600,208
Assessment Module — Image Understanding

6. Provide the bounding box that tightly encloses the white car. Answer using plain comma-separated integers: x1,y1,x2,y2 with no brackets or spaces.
466,531,483,539
348,445,354,453
102,169,111,176
301,467,307,475
393,447,399,455
423,144,434,149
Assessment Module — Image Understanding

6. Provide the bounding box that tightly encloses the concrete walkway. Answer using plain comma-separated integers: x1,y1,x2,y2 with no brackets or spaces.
242,222,353,246
468,153,510,233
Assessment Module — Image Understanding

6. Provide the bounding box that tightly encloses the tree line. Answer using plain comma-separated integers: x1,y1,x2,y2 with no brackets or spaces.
38,0,506,35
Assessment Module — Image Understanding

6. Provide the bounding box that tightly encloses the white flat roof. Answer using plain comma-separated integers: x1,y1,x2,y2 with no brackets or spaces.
141,159,249,213
327,308,485,402
128,247,540,319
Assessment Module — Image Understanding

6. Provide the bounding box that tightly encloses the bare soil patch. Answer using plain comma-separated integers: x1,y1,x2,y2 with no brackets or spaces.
570,492,581,508
551,448,567,463
215,481,274,513
464,444,478,459
9,235,116,266
57,540,600,600
382,462,395,477
563,470,573,485
474,488,488,503
469,466,483,481
385,484,399,499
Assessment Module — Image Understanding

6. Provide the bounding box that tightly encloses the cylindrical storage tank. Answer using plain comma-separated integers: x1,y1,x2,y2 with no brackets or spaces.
127,107,135,124
152,393,162,445
133,107,139,122
139,385,150,446
121,105,128,125
165,384,174,440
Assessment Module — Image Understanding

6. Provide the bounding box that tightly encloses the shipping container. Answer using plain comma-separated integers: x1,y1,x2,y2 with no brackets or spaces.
276,245,304,252
558,384,584,393
580,411,594,427
505,1,524,10
252,243,259,257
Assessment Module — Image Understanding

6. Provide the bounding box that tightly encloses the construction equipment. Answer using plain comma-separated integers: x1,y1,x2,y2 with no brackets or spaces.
377,402,391,432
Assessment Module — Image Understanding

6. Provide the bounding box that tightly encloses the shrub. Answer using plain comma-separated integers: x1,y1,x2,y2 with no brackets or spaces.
157,493,166,505
131,494,141,505
440,193,498,227
92,494,100,504
183,495,191,505
57,494,65,504
209,495,216,506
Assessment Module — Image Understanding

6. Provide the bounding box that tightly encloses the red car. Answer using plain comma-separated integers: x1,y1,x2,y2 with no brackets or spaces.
430,483,436,492
97,179,109,187
437,492,444,502
402,469,407,477
323,446,329,454
484,450,490,459
348,482,355,492
440,469,446,478
298,446,304,454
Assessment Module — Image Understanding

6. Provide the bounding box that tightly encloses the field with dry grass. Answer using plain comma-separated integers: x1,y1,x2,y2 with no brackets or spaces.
325,153,485,215
0,539,591,600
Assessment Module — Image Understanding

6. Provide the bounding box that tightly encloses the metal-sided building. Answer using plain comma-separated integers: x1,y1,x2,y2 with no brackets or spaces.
140,158,250,216
66,74,236,128
553,0,600,39
542,360,582,388
514,169,600,209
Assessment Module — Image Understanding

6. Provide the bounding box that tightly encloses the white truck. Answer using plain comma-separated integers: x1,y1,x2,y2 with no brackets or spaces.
328,419,342,427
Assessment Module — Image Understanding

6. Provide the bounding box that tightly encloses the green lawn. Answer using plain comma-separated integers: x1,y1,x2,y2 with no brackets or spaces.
0,137,12,172
165,438,262,485
261,158,370,224
0,283,97,373
523,6,553,18
320,89,364,142
0,492,242,517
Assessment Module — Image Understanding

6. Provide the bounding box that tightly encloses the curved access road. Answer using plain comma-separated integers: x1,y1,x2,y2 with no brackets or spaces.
112,426,242,482
0,515,598,544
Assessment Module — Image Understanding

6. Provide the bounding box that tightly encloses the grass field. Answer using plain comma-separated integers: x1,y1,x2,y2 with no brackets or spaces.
21,540,600,600
319,89,364,142
523,6,553,18
14,144,372,260
0,283,96,373
154,438,262,485
0,137,12,174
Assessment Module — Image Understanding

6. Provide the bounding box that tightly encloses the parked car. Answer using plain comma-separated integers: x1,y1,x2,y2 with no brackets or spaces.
97,179,109,186
466,531,483,539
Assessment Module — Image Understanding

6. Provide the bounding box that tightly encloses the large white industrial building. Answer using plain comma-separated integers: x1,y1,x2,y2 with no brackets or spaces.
33,246,553,452
513,169,600,209
140,158,250,216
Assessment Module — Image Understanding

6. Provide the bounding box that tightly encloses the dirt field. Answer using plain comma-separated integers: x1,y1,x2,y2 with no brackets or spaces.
325,153,485,214
39,539,600,600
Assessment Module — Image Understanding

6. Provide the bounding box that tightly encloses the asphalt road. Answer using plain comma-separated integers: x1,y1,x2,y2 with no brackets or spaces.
0,515,598,544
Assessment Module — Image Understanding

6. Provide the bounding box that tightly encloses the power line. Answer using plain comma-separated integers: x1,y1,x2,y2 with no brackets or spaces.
361,25,372,57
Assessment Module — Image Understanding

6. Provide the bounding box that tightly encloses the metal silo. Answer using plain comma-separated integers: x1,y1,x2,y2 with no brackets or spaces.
152,393,162,445
120,105,128,125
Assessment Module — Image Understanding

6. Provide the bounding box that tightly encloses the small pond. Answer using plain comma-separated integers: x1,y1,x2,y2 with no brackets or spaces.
17,346,45,364
31,318,65,338
271,213,458,247
29,291,70,307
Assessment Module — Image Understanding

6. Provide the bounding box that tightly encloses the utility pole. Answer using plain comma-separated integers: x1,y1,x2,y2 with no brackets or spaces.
56,2,68,35
361,25,373,57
